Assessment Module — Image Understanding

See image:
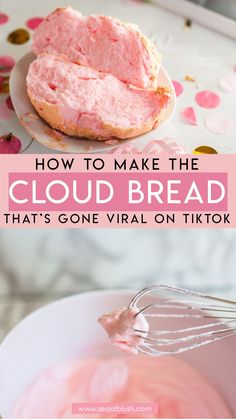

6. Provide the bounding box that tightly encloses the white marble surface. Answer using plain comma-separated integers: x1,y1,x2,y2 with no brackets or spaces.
1,229,236,341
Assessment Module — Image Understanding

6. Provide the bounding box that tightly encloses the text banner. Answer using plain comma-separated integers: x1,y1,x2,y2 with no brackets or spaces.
0,155,234,228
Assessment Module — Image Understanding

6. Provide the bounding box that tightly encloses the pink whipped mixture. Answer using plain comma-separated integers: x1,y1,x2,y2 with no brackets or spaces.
98,307,149,354
33,7,159,89
11,355,231,418
27,54,168,133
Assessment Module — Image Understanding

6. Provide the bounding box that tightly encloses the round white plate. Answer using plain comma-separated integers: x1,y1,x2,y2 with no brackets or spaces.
10,52,176,154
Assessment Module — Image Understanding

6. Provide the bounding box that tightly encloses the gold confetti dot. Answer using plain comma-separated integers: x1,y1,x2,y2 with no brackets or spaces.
0,66,11,72
185,19,192,29
192,146,218,155
7,28,30,45
0,81,9,93
184,75,195,82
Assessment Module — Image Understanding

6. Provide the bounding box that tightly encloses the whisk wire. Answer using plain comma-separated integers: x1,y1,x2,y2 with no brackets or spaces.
129,285,236,356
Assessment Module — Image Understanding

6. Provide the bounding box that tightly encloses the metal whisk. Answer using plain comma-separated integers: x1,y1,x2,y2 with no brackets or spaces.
129,285,236,356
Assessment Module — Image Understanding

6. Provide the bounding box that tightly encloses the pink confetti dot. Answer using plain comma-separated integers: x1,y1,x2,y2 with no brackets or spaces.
206,112,234,135
172,80,184,97
181,107,198,125
0,13,8,25
0,133,21,154
26,17,44,30
219,74,236,94
0,55,15,73
6,96,14,111
195,90,220,109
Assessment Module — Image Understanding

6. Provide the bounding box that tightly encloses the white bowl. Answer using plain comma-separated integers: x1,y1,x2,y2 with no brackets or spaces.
0,290,235,417
10,52,176,154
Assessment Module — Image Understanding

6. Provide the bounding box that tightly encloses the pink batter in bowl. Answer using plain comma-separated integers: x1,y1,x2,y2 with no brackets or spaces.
0,290,235,418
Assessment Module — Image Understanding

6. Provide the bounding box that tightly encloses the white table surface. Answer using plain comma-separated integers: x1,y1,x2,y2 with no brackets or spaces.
0,0,236,153
1,227,236,342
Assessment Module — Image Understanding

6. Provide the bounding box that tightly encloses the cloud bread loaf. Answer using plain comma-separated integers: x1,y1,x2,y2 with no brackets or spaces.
26,54,170,141
32,7,160,90
27,7,171,141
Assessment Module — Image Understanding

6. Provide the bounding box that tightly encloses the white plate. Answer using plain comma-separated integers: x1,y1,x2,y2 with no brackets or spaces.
10,52,176,154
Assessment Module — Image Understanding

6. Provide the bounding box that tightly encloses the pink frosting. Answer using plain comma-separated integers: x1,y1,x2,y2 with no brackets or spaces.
98,307,149,354
11,356,231,418
32,7,160,89
26,54,169,135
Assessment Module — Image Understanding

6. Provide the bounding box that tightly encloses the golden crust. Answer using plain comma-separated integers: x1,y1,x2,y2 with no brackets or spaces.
28,93,168,141
133,27,161,89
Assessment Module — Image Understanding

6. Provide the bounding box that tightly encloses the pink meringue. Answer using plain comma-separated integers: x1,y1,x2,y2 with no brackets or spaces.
98,306,149,354
11,356,231,418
